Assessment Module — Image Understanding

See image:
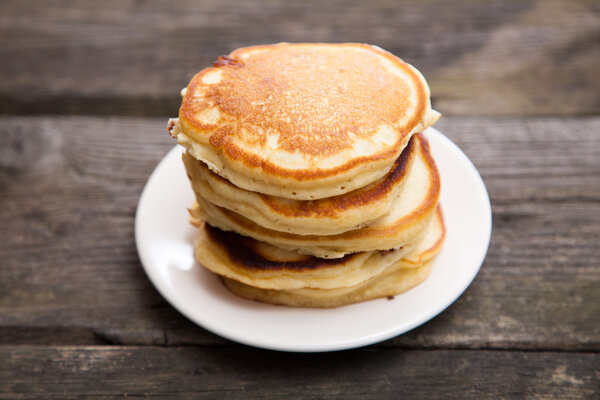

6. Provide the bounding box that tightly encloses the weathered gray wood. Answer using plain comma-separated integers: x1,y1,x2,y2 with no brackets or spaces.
2,1,597,395
0,347,597,399
0,116,598,349
0,0,598,117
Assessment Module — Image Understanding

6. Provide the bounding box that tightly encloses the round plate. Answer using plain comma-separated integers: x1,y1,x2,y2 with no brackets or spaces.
135,127,491,352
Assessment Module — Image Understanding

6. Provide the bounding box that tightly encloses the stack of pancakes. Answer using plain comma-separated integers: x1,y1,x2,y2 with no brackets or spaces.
168,43,445,308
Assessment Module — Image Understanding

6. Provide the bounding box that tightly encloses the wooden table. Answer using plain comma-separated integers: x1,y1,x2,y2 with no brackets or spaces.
1,1,598,398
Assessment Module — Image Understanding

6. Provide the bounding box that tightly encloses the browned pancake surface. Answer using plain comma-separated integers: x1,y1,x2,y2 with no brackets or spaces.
195,134,440,246
184,135,416,221
179,43,428,181
205,224,362,272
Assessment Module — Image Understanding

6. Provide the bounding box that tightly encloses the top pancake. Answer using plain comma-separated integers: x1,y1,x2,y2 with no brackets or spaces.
173,43,440,200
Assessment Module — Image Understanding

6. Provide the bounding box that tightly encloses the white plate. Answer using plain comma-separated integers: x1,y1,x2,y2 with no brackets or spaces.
135,127,491,352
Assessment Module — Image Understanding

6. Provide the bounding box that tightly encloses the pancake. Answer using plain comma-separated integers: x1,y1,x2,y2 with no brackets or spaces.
189,133,441,258
193,222,410,290
224,263,433,308
193,206,443,291
182,135,418,235
171,43,440,200
221,208,445,308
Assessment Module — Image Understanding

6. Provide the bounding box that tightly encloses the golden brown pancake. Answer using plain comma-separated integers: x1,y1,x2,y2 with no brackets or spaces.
193,221,411,290
182,136,418,235
223,263,433,308
220,208,445,308
190,133,441,258
193,206,444,291
172,43,440,200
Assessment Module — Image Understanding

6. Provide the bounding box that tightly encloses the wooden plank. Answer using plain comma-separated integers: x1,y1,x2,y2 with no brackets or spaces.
0,0,598,117
0,346,597,399
0,116,598,349
0,327,110,346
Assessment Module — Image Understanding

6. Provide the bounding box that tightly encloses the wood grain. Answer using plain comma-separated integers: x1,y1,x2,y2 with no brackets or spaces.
0,346,597,399
0,0,598,117
2,1,597,397
0,116,598,350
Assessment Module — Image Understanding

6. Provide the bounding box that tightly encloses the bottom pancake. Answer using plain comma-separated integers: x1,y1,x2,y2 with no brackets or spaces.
194,207,445,307
220,208,444,308
222,260,433,309
221,219,444,308
193,207,443,291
